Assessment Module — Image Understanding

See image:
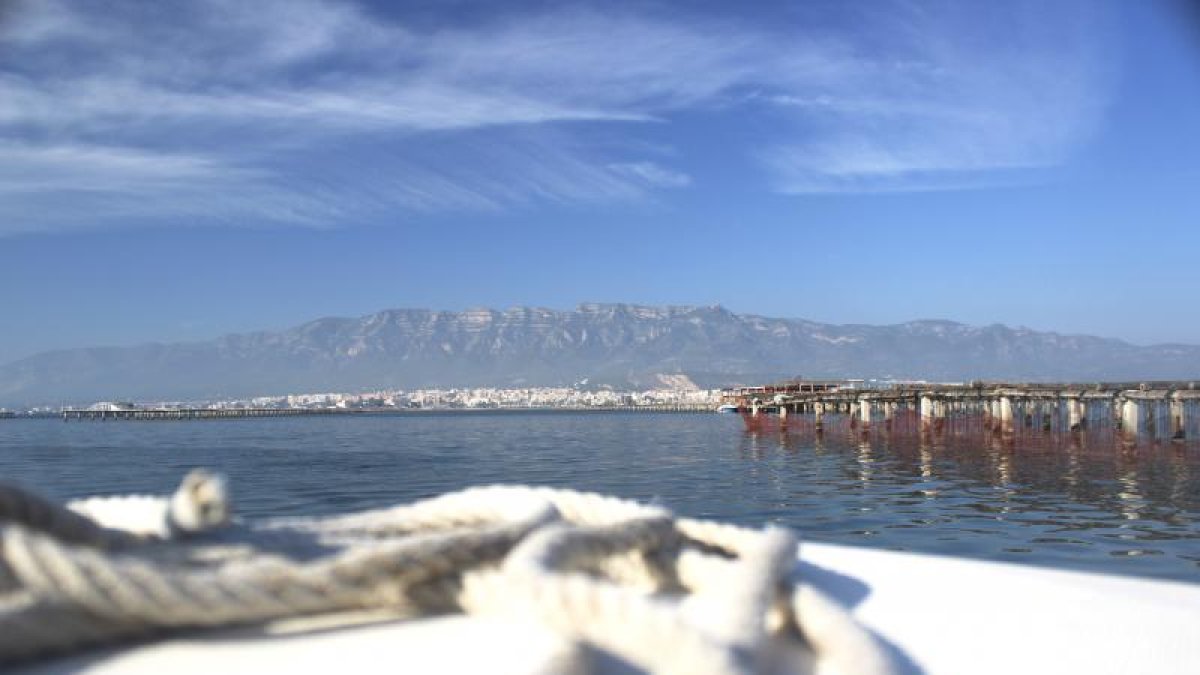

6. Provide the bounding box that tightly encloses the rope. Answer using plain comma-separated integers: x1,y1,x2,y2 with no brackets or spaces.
0,471,897,674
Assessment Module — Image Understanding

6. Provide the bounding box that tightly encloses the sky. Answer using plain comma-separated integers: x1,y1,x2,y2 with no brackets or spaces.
1,0,1200,364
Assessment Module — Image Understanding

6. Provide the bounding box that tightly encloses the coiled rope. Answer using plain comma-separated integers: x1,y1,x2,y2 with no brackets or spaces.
0,471,895,674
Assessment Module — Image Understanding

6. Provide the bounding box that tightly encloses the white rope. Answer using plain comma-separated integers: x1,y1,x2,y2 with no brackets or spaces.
0,471,897,674
66,469,230,538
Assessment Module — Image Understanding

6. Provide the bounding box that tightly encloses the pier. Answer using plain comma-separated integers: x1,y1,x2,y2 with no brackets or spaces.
726,381,1200,444
61,407,345,421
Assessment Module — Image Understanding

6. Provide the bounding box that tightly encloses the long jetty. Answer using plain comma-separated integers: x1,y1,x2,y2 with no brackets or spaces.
61,407,342,421
729,382,1200,442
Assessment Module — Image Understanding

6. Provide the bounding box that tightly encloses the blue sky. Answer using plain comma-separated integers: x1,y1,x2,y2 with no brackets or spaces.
1,0,1199,363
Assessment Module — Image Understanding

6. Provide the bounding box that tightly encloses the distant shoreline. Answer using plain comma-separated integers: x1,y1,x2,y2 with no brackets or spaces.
27,405,717,421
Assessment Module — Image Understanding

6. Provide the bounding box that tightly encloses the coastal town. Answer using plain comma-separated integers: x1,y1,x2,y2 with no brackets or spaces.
272,385,721,410
0,386,724,417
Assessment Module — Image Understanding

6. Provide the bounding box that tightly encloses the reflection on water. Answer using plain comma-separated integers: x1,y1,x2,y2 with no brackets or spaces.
0,413,1197,582
741,413,1200,578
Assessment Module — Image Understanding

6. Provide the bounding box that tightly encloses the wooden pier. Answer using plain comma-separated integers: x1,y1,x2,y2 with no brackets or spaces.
727,382,1200,443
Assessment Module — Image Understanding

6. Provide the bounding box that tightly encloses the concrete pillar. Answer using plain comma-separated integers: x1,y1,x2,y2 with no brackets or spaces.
1066,397,1083,431
998,396,1014,428
1121,398,1139,435
779,405,788,423
883,401,894,422
859,398,872,427
1171,396,1186,440
814,402,825,429
920,395,935,426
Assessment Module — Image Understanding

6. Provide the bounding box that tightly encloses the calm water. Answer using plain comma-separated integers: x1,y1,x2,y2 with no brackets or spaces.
1,413,1197,582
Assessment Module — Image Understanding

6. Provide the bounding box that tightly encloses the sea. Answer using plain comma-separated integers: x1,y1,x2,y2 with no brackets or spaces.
1,412,1198,583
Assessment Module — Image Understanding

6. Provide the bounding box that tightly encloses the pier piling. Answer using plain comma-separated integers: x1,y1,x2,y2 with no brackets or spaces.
724,380,1200,447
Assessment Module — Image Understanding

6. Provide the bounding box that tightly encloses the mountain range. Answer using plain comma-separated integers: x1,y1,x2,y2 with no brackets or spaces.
2,303,1198,406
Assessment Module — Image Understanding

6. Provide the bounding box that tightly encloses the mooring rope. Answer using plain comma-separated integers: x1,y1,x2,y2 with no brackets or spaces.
0,471,896,674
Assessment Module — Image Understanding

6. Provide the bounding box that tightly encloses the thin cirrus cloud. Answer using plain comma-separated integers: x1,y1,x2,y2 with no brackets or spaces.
607,163,693,189
0,0,1115,234
761,2,1116,193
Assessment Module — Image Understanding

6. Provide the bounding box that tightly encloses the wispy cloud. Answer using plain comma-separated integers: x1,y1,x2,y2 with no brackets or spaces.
759,2,1115,193
607,162,692,189
0,0,1115,234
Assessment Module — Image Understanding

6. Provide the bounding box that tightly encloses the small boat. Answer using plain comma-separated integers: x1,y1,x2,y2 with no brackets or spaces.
10,473,1200,675
716,403,740,413
22,543,1200,675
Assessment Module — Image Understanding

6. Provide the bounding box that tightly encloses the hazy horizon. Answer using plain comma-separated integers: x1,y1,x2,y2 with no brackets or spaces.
6,302,1200,367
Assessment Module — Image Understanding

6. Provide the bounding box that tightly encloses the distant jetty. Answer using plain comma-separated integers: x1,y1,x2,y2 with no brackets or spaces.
61,407,337,421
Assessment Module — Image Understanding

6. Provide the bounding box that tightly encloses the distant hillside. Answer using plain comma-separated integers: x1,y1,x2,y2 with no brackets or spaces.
1,303,1198,406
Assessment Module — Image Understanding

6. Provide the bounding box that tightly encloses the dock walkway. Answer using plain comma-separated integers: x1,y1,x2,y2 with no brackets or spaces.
728,382,1200,441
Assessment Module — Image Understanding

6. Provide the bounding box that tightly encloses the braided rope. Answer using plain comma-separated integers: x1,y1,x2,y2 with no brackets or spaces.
0,483,141,550
0,471,896,674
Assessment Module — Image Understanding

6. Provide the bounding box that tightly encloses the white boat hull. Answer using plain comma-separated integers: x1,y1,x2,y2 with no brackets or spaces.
19,543,1200,675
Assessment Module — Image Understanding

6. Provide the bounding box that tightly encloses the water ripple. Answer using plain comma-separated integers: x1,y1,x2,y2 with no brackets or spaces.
0,414,1197,582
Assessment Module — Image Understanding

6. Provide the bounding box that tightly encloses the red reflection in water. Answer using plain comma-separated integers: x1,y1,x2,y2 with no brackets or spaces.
741,410,1199,456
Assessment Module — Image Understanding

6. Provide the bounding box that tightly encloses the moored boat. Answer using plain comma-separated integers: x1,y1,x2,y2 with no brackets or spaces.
17,543,1199,675
7,473,1199,675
